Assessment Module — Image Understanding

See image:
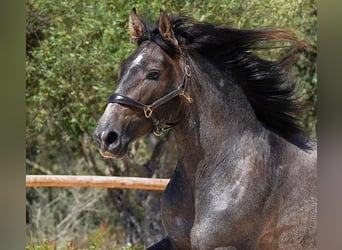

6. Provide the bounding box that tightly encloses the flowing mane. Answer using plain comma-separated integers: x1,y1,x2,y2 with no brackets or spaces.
135,15,309,148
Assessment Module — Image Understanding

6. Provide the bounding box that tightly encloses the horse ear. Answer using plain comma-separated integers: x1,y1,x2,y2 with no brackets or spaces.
159,9,178,47
129,7,144,43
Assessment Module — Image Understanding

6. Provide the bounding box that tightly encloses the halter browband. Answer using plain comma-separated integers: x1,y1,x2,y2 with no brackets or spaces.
107,60,192,136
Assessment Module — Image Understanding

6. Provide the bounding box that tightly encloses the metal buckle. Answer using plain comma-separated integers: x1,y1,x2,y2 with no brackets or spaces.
180,90,192,104
185,65,191,77
144,106,153,119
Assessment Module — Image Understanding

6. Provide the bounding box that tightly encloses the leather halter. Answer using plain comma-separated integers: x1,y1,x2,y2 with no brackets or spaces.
107,59,192,136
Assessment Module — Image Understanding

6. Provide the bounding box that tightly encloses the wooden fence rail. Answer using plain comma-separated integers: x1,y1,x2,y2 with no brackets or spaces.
26,175,169,191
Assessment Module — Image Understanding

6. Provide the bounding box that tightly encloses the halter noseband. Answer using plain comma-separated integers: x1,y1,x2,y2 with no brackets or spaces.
107,58,192,136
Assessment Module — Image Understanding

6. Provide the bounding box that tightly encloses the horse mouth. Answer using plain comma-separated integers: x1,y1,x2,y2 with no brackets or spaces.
98,143,129,159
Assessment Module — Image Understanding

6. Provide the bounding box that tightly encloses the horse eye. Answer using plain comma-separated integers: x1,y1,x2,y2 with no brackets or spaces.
146,70,160,81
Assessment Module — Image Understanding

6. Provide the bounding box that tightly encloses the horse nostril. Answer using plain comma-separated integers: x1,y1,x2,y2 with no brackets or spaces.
102,131,119,146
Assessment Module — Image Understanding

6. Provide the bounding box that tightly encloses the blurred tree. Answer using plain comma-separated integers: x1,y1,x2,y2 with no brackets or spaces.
26,0,316,248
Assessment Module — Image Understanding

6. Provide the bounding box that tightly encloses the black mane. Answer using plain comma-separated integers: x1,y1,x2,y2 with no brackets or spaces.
137,15,309,149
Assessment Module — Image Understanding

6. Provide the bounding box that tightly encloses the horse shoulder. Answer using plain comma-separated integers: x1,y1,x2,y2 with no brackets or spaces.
257,139,317,249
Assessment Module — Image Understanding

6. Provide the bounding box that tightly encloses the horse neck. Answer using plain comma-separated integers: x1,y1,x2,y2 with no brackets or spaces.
173,54,266,180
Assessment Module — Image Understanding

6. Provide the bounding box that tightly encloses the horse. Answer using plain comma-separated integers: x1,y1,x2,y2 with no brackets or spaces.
93,8,317,250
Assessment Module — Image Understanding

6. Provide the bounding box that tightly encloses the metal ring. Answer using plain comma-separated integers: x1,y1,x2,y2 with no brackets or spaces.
153,126,163,137
144,106,153,119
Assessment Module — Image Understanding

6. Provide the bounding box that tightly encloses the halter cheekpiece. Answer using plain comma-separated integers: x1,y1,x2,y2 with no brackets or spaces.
107,55,192,136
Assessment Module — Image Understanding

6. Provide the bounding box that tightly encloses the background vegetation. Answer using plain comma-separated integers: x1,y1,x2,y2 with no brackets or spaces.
26,0,317,248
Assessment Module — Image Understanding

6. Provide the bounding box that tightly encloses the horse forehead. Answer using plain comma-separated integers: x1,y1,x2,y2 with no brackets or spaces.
118,46,150,81
132,42,168,65
132,52,144,65
144,45,172,67
116,43,171,92
126,46,149,67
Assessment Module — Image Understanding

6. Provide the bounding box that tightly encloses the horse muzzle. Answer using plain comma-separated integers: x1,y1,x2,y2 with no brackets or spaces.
92,128,129,159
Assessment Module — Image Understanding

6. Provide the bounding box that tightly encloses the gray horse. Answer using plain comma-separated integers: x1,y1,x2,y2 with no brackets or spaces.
93,9,317,250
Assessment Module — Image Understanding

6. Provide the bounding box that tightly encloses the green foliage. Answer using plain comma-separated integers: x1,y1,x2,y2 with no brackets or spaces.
122,245,144,250
26,0,316,247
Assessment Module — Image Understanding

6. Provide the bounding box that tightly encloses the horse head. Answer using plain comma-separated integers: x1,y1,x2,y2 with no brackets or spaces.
93,8,191,159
